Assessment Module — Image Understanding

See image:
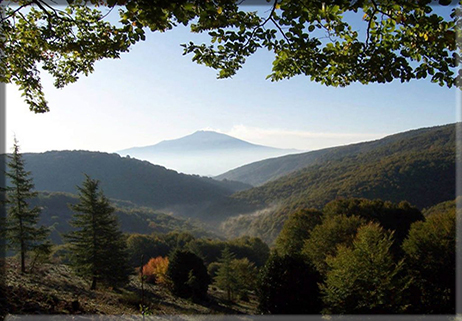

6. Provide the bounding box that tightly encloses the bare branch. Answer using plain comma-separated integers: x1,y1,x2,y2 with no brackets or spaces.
242,0,278,49
100,6,114,20
0,2,34,23
269,16,304,75
270,16,290,45
365,0,380,48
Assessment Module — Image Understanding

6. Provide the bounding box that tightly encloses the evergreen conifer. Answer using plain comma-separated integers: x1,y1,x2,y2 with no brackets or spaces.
3,140,49,273
65,175,131,290
214,246,238,301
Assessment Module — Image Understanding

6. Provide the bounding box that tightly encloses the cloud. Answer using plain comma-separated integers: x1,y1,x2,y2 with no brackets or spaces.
214,125,388,150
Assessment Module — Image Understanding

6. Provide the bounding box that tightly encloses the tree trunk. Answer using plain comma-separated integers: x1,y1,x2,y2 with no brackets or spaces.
20,246,25,274
91,277,97,290
19,215,25,274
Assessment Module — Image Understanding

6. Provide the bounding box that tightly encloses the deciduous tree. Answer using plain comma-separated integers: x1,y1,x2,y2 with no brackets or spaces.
321,223,409,314
141,256,169,285
230,257,257,301
2,1,459,112
302,214,366,275
126,233,169,268
323,198,424,250
257,253,322,314
274,208,322,257
402,205,456,314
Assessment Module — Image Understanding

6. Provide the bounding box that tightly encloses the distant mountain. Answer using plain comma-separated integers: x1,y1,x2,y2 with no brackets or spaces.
215,123,457,244
216,124,455,186
117,131,299,176
1,150,251,220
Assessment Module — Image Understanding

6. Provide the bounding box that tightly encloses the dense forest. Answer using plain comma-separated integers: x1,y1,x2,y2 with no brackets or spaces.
2,123,459,317
219,123,456,244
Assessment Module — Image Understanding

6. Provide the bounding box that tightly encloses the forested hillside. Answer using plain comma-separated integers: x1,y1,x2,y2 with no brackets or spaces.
216,123,456,186
2,124,456,245
219,123,456,244
29,191,219,244
3,124,458,317
0,151,250,218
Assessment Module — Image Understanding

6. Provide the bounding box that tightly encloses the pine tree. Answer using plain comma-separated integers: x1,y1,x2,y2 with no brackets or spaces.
3,140,49,273
230,258,257,301
65,175,131,290
214,246,238,301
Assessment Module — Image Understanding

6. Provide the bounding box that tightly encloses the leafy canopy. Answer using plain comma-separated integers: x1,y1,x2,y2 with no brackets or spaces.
2,0,460,112
302,214,366,275
401,202,456,314
321,223,410,314
257,253,322,314
274,208,322,257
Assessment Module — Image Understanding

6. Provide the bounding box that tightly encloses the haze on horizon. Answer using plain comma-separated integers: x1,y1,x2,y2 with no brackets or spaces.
116,129,304,176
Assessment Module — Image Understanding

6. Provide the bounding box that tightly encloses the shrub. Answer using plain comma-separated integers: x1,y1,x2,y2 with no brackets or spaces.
141,256,169,284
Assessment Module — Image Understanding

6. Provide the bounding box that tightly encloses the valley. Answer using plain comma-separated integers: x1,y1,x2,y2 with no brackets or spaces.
3,123,457,243
3,1,459,317
2,122,458,317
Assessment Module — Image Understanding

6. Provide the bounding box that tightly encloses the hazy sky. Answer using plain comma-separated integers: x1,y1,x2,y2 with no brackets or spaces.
5,4,460,154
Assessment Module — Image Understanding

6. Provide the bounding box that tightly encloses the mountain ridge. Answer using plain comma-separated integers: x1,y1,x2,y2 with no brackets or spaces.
214,123,457,244
215,123,455,186
116,130,300,176
1,150,251,220
118,130,298,153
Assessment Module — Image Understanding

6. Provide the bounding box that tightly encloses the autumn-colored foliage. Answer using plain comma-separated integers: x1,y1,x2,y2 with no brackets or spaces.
141,257,169,284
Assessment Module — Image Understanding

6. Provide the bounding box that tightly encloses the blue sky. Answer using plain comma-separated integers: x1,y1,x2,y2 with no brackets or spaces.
5,4,459,154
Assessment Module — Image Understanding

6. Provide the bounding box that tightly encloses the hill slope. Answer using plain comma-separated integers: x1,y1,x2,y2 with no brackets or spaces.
31,191,218,244
4,258,258,316
216,124,454,186
117,131,299,176
1,150,250,219
217,123,457,244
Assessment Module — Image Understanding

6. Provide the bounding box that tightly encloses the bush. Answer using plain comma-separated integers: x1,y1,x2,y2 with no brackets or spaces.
50,243,71,264
141,256,169,284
